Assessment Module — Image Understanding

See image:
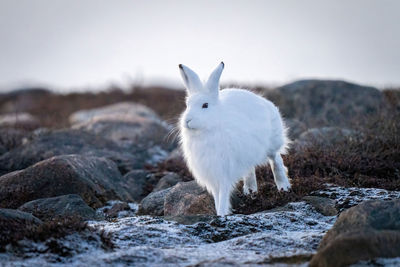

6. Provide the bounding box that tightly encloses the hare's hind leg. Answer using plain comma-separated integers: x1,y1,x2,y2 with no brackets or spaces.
211,188,220,214
268,153,291,191
217,187,232,216
243,168,258,195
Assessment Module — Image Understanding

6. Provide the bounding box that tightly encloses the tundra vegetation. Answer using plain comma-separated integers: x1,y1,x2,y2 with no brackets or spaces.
0,81,399,266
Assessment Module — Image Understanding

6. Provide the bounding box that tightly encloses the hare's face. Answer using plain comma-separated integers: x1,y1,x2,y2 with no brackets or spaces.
181,93,219,131
178,62,224,132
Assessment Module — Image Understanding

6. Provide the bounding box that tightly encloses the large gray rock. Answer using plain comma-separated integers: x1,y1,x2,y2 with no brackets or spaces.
138,188,172,216
70,102,175,152
0,154,131,209
69,102,160,125
293,127,357,150
164,181,216,216
18,194,98,221
310,200,400,267
277,80,384,128
0,129,156,175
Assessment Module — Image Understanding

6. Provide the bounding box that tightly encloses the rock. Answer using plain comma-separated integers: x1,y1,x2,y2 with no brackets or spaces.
0,129,155,175
69,102,160,125
73,117,169,147
164,181,216,216
302,196,338,216
277,80,384,128
293,127,356,150
0,208,42,225
310,200,400,267
0,154,131,209
104,202,131,218
310,185,400,213
74,119,172,149
138,188,172,216
70,102,175,150
0,208,42,247
123,170,159,202
0,113,40,129
153,172,182,192
18,194,98,221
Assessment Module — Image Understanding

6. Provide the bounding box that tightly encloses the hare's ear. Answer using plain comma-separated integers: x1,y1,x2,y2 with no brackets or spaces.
179,64,203,94
205,62,224,96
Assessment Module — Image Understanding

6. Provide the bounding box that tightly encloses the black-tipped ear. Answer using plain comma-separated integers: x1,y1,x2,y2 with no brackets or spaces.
178,64,203,94
206,62,224,94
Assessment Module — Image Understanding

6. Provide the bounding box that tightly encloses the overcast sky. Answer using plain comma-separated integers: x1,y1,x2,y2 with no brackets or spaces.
0,0,399,91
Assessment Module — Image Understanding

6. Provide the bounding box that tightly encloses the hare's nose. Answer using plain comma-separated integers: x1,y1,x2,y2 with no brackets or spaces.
186,119,192,128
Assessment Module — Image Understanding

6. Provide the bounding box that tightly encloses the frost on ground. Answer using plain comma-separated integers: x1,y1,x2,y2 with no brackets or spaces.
1,185,399,267
311,184,400,212
352,257,400,267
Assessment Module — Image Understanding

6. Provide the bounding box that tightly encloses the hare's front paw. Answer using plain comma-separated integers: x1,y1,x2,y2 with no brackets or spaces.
243,184,258,195
276,179,291,192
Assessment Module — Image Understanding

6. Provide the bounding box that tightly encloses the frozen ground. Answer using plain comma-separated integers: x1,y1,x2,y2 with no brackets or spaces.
1,185,399,267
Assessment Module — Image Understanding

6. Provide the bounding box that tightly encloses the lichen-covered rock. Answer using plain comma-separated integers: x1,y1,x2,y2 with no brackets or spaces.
164,181,216,216
277,80,384,128
0,129,152,175
310,200,400,267
0,155,131,209
138,188,172,216
18,194,98,221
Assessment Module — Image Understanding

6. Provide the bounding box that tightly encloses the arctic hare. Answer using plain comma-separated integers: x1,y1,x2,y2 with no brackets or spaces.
179,62,291,216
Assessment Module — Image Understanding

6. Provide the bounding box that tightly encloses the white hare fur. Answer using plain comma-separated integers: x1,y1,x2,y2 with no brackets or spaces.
179,62,291,216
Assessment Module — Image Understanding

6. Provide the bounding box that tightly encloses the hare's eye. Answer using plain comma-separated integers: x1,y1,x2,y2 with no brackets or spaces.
202,103,208,109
